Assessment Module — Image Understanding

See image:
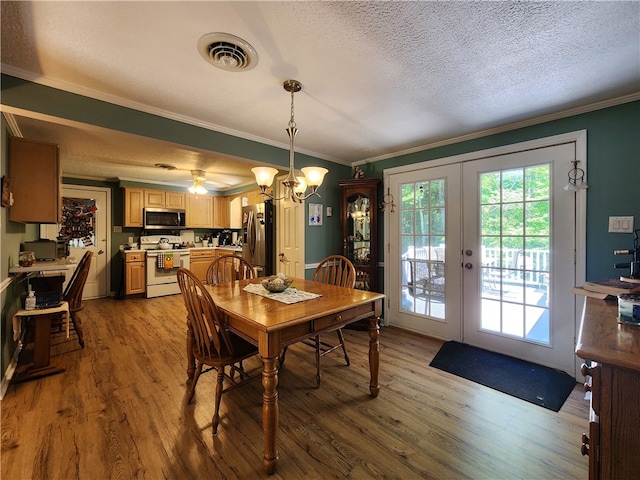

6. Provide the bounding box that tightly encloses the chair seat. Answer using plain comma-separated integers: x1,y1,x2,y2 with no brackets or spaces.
194,332,257,365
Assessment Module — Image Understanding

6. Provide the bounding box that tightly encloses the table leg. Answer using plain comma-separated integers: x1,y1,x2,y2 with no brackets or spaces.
15,314,65,383
261,356,279,474
368,316,380,397
186,316,195,380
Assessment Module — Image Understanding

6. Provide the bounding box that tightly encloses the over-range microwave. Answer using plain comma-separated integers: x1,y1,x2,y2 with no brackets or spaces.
143,208,186,230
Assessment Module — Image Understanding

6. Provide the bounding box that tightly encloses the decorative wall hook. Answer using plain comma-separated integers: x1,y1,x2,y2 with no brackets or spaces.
380,187,396,213
564,160,588,191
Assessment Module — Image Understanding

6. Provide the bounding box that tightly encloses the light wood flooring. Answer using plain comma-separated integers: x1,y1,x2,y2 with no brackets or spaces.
2,295,589,479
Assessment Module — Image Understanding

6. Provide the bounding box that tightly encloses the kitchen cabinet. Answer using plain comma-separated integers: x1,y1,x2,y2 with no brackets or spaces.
145,189,186,209
123,187,144,227
339,178,380,293
245,188,265,206
213,196,230,229
229,197,243,229
124,251,145,295
576,297,640,480
8,136,61,223
189,248,216,283
186,193,213,228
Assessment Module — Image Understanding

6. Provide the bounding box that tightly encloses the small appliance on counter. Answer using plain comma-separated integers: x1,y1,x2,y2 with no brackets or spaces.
218,230,233,246
23,239,68,261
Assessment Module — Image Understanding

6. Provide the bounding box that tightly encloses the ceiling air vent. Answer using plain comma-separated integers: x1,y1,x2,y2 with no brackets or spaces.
197,33,258,72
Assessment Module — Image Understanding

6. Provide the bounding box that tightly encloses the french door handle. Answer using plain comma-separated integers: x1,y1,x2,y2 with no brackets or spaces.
464,263,473,269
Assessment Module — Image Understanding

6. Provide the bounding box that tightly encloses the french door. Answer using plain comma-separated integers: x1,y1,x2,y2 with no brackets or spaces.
387,135,584,374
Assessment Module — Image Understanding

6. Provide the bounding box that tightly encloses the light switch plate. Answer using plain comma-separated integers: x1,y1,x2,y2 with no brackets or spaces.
608,216,634,233
326,206,333,217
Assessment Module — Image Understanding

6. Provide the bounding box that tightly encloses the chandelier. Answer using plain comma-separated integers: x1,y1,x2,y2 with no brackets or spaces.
251,80,328,202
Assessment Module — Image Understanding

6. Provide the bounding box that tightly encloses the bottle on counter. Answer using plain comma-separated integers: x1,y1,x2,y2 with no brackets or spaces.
25,288,36,311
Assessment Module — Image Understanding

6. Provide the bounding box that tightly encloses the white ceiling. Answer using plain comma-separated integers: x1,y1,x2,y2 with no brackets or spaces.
2,1,639,191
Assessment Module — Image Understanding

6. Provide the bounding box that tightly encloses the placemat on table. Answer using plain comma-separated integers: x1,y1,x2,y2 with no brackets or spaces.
243,283,321,304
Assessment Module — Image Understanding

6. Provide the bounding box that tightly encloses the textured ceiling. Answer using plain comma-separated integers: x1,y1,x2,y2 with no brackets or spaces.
1,1,639,190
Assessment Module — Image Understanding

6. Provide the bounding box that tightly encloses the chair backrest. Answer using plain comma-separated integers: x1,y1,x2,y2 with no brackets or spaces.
312,255,356,288
63,251,93,313
206,254,256,285
177,267,235,359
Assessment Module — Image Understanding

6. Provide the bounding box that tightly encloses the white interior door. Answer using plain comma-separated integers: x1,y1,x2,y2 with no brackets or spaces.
462,143,576,373
275,177,305,278
388,164,463,340
42,186,110,298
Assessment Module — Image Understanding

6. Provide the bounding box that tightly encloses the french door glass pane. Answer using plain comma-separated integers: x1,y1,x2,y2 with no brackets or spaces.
479,164,551,345
400,180,446,319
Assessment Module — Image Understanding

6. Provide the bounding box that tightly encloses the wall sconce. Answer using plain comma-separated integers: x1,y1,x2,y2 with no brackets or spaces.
380,187,396,213
564,160,588,191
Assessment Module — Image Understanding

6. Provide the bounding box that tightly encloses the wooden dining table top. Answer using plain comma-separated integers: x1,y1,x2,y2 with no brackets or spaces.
205,277,385,334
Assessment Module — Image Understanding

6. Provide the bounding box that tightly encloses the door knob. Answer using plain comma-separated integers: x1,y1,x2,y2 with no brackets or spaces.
465,250,473,256
464,263,473,269
98,249,104,255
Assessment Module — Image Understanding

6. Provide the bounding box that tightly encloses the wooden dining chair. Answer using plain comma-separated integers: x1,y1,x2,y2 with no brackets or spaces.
61,250,93,348
176,268,259,436
205,254,256,285
281,255,356,388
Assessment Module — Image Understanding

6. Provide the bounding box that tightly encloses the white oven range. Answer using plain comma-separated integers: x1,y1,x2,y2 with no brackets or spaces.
140,235,190,298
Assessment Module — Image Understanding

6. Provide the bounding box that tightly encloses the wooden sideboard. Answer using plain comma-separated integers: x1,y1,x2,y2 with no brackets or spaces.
575,297,640,480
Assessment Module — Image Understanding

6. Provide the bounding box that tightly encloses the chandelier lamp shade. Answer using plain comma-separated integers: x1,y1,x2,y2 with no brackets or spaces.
252,80,328,202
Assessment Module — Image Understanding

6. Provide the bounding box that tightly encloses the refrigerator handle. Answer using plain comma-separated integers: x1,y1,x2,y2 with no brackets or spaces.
248,210,256,256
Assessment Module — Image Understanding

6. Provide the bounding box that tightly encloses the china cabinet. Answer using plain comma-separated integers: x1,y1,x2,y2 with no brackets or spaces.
339,178,380,293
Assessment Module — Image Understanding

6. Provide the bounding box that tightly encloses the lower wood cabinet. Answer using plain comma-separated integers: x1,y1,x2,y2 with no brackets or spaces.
576,298,640,480
124,251,145,295
189,249,216,283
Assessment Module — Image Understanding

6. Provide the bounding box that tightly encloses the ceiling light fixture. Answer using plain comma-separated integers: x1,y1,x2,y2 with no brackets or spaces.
188,170,208,195
252,80,327,203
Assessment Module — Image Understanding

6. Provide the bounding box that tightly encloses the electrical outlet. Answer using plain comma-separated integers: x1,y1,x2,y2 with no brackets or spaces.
608,216,634,233
113,226,122,233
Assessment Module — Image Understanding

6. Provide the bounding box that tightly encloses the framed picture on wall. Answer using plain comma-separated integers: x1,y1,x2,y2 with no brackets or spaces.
309,203,323,226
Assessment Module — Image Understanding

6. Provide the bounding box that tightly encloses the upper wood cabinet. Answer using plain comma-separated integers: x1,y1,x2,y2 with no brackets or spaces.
123,187,144,227
229,197,243,229
213,196,230,229
186,193,213,228
145,189,185,209
8,136,61,223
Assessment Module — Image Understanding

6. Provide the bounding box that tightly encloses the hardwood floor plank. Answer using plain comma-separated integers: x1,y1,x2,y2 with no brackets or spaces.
2,296,588,479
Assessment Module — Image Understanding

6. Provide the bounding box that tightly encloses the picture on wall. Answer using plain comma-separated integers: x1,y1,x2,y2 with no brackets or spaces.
309,203,323,226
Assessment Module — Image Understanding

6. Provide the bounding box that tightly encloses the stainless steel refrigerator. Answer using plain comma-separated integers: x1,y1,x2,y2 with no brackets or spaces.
242,200,274,276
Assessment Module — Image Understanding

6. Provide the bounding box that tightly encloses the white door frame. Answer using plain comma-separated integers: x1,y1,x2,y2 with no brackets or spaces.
383,130,587,377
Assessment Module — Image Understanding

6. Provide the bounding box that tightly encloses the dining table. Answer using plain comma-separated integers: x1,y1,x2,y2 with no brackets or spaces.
186,277,384,475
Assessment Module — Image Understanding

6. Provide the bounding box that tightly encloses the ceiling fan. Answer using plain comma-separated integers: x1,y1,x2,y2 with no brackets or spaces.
153,164,234,191
186,169,232,193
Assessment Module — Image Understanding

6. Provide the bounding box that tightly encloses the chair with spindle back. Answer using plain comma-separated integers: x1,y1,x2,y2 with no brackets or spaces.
62,250,93,348
205,254,256,285
177,268,259,436
280,255,356,387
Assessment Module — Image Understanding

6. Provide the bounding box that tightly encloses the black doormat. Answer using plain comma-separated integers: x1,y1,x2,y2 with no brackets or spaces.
429,341,576,412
